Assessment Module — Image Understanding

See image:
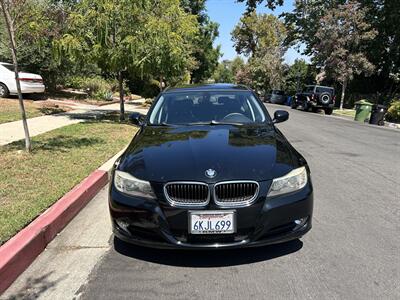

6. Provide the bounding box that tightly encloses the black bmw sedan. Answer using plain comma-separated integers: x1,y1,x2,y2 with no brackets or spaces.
110,84,313,249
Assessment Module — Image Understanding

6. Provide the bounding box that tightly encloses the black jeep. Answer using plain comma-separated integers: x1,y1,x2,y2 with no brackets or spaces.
292,85,335,115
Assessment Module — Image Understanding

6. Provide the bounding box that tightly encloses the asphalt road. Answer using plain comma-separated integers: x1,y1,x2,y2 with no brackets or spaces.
3,104,400,299
80,105,399,299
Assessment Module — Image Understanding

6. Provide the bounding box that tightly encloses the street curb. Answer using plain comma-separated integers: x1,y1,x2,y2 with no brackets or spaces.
0,169,109,294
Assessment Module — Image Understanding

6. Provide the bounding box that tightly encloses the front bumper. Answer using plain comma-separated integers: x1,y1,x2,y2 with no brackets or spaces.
109,181,313,249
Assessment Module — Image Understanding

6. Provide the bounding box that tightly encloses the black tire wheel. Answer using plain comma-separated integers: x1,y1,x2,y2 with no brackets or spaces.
0,83,9,98
319,92,331,105
311,107,319,113
325,108,333,115
291,101,297,109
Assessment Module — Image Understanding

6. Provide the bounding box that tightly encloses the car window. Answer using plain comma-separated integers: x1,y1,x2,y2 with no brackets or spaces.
149,91,268,125
1,63,27,72
272,90,284,95
1,64,14,71
304,86,315,92
316,87,333,94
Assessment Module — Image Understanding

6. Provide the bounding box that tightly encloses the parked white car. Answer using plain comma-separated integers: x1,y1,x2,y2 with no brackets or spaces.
0,62,45,97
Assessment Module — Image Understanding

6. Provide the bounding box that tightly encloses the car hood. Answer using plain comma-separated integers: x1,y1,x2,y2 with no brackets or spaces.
119,125,297,183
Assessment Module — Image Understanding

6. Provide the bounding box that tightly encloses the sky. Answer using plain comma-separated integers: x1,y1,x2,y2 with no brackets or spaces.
205,0,310,65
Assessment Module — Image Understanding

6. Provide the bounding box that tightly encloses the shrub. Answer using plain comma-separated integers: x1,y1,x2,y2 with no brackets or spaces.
144,80,161,98
64,76,86,89
65,76,118,101
83,77,112,95
93,90,114,101
386,100,400,123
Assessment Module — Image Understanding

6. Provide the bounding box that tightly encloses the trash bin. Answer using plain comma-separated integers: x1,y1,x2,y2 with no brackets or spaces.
369,104,387,126
286,96,292,106
354,100,373,122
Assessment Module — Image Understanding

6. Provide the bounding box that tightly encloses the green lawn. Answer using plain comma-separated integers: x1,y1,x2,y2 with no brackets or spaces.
0,121,136,244
0,99,44,124
0,99,70,124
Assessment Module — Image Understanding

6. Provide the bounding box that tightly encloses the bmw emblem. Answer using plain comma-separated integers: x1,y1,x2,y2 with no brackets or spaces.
205,169,217,178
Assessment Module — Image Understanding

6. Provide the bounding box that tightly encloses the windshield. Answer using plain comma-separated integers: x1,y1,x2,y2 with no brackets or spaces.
149,91,268,125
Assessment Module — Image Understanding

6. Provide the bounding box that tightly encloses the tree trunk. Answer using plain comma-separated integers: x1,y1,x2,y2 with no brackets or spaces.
340,79,347,110
1,1,31,151
118,71,125,121
159,75,164,92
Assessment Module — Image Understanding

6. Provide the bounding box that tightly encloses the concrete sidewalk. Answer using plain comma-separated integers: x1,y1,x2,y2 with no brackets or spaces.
0,186,112,300
1,148,125,299
0,103,148,146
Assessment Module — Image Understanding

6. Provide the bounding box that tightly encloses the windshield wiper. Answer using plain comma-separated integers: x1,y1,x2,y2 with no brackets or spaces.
150,122,173,127
187,120,244,126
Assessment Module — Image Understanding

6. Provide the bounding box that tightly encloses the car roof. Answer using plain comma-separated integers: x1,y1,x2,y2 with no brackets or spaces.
163,83,251,94
306,85,334,89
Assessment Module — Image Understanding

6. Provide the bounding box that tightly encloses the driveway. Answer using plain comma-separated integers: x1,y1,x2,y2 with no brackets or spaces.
3,104,399,299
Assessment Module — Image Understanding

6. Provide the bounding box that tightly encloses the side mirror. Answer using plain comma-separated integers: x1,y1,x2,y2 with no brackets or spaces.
129,112,145,126
273,110,289,124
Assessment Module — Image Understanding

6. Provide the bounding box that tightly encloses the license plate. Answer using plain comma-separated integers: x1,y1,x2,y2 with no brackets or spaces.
189,211,236,234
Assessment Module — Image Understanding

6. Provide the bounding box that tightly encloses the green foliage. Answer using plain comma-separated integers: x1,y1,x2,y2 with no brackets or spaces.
386,100,400,123
0,0,77,90
283,0,400,101
315,2,376,83
127,75,160,98
284,59,317,95
65,76,128,101
181,0,221,83
314,1,377,108
142,79,161,98
231,13,287,91
55,0,198,88
213,60,234,83
143,0,199,83
237,0,283,12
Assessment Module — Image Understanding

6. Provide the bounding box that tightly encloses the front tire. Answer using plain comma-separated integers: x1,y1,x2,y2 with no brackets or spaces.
0,83,9,98
324,108,333,115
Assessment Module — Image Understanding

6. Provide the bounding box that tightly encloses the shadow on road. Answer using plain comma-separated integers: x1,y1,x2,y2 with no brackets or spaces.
113,237,303,268
5,272,66,300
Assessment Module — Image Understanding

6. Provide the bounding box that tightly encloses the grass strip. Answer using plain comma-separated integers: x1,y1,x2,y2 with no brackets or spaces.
0,121,136,244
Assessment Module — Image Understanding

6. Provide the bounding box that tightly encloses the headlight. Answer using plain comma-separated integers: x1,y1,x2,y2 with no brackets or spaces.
114,170,156,199
267,166,308,197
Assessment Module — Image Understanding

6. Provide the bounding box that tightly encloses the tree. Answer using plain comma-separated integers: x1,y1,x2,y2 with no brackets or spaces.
283,1,342,57
284,59,316,95
0,1,76,91
235,64,252,86
0,0,32,151
181,0,221,83
212,60,234,83
231,12,287,92
56,0,197,120
237,0,283,12
314,1,377,109
231,56,245,77
144,0,198,90
361,0,400,98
